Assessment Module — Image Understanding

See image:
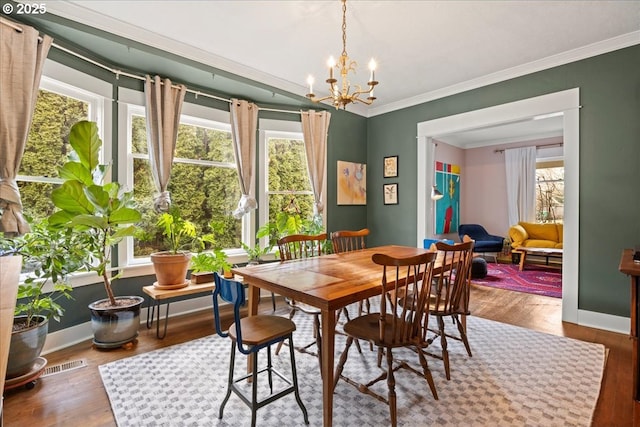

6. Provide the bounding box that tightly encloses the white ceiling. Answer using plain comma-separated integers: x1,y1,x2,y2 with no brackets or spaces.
45,0,639,144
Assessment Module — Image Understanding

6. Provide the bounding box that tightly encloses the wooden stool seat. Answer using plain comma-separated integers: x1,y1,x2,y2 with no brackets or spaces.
229,315,296,345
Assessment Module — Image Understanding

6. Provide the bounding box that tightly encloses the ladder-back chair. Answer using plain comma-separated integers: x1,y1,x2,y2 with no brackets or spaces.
428,240,475,380
333,251,439,427
274,233,328,374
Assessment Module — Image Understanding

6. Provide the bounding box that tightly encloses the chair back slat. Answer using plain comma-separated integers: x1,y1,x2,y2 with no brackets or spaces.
277,233,328,261
372,252,437,346
331,228,369,254
432,241,474,315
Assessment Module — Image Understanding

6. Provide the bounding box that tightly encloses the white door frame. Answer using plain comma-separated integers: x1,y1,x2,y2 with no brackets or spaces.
416,88,580,323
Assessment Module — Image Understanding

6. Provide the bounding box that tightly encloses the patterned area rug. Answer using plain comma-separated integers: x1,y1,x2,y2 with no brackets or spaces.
472,262,562,298
99,308,604,426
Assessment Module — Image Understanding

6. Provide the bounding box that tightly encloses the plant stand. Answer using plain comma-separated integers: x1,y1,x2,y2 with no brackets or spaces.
3,357,47,391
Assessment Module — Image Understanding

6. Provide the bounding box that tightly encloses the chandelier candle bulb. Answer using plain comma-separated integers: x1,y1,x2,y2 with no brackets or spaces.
306,75,314,96
369,59,376,82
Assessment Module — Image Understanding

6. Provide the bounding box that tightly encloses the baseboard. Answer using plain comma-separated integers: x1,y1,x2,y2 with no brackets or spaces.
577,309,630,335
42,295,216,355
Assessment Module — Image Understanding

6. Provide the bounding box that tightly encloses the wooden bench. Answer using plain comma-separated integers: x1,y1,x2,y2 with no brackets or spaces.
143,282,215,339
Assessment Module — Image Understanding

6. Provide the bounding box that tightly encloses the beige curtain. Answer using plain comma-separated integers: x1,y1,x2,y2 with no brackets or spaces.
301,110,331,217
229,99,258,218
0,22,52,235
144,75,186,212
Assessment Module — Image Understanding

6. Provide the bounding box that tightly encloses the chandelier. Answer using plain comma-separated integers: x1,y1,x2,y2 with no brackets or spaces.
305,0,378,110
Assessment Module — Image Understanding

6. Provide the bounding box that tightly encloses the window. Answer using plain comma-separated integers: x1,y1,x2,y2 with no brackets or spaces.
259,119,326,248
17,75,105,222
535,160,564,223
265,134,314,224
126,105,242,261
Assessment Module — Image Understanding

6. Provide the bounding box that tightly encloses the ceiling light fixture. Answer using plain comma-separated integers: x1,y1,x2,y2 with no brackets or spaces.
305,0,378,110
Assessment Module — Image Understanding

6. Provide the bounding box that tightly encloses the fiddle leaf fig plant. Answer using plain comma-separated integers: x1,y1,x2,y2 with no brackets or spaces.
48,120,141,307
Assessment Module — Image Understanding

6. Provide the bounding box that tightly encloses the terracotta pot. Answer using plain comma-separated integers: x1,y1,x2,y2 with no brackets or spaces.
150,251,192,286
88,296,144,348
6,315,48,379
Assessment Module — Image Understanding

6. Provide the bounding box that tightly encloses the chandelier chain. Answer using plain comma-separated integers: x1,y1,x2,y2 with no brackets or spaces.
341,0,348,57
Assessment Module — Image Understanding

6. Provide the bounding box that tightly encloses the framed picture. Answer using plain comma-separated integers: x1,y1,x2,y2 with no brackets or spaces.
383,183,398,205
337,160,367,205
383,155,398,178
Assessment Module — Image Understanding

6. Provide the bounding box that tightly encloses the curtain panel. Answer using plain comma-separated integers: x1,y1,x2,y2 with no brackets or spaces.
0,22,52,235
144,75,186,213
301,110,331,217
229,99,258,219
505,146,537,225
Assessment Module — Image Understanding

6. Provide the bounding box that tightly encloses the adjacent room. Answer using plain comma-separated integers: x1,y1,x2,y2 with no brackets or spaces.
1,1,639,426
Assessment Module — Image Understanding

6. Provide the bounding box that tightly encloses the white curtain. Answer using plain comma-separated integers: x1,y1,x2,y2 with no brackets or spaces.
0,22,52,235
230,99,259,218
301,110,331,217
144,75,186,213
505,146,537,225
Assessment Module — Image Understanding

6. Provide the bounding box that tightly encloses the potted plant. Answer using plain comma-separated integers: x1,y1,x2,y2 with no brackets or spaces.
48,120,143,348
241,241,271,266
150,207,198,288
0,219,83,378
189,219,232,283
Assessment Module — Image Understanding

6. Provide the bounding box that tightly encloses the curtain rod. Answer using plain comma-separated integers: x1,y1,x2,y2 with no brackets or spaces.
0,16,42,42
494,142,563,154
1,17,302,115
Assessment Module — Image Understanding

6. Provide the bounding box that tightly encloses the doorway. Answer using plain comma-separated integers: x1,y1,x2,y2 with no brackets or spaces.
416,88,579,323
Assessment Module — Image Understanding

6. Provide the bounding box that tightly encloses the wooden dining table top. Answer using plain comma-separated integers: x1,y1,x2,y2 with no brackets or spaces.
232,244,434,311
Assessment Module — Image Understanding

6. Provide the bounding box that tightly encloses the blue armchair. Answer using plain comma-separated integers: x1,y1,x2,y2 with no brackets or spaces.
458,224,504,260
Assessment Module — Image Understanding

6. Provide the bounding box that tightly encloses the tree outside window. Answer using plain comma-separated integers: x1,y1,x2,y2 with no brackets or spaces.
266,137,314,228
130,115,242,257
18,89,90,221
535,163,564,223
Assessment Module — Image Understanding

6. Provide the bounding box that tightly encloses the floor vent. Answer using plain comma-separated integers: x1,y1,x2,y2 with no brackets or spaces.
41,359,87,377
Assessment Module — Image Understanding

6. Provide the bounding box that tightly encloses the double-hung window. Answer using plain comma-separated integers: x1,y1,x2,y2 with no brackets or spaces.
258,119,324,247
121,97,243,265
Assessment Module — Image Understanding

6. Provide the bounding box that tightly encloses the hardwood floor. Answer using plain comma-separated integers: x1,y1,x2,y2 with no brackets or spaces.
3,285,633,426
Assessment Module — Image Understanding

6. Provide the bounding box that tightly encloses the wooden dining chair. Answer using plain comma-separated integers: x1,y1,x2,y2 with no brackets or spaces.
331,228,371,353
274,233,328,374
333,251,439,427
330,228,369,254
428,240,475,380
211,272,309,427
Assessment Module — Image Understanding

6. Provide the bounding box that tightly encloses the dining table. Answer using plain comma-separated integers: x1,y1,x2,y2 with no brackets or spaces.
232,244,434,427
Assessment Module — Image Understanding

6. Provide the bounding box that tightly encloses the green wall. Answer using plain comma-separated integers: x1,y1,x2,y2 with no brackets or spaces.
366,45,640,317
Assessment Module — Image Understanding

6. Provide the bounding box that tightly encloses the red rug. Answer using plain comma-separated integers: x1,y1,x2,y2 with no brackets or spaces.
472,262,562,298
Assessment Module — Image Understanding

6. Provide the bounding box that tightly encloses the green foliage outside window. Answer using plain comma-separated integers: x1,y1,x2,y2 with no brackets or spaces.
19,90,89,221
131,116,242,256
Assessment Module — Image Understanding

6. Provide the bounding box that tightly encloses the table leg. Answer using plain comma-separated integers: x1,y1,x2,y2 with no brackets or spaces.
247,285,260,374
321,309,336,427
519,251,527,271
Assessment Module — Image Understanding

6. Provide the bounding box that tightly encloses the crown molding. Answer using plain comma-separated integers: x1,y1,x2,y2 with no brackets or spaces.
367,31,640,118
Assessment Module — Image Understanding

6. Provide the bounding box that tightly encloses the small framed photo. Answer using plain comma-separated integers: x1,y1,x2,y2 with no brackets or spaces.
383,183,398,205
383,156,398,178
